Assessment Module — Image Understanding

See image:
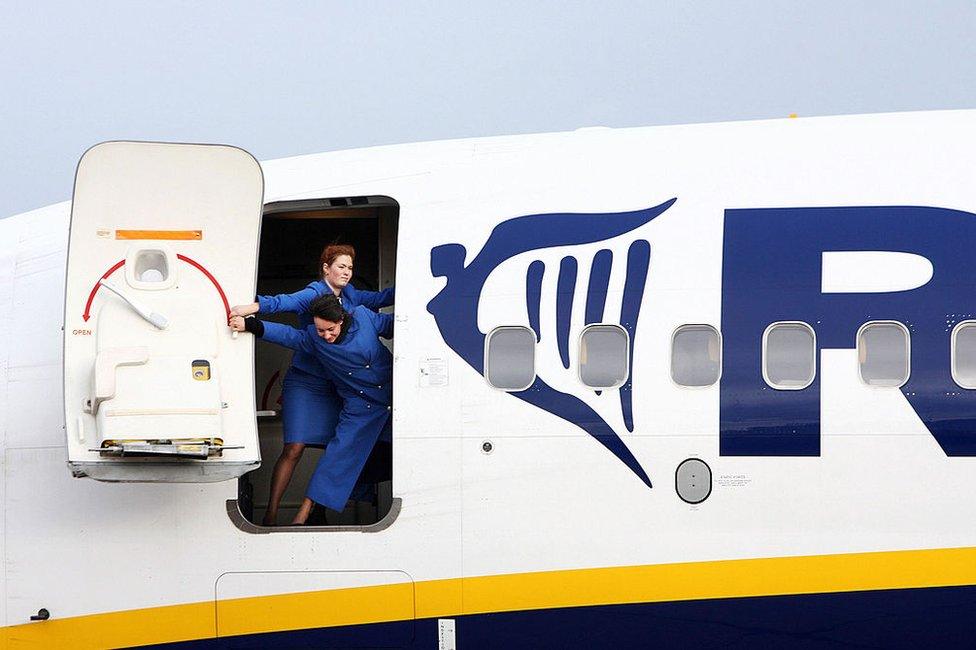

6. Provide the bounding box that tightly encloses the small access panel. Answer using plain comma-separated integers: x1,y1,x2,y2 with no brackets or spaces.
64,141,264,482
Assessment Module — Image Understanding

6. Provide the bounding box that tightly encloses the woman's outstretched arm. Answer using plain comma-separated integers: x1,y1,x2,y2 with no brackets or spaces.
232,282,324,317
229,316,318,354
346,284,395,310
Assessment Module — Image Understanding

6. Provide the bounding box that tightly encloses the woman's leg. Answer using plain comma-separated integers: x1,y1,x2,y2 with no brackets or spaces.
265,368,339,525
291,497,316,525
262,442,305,526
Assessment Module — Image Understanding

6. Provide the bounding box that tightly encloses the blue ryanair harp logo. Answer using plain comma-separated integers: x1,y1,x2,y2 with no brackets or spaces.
427,198,676,488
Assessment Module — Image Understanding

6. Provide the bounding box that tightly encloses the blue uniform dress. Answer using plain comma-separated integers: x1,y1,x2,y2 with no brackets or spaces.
260,306,394,511
257,280,394,446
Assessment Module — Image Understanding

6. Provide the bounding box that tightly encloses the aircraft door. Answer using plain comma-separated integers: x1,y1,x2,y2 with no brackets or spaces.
63,141,264,482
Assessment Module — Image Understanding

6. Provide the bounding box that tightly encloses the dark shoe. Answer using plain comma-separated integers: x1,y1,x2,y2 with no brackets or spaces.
306,503,329,526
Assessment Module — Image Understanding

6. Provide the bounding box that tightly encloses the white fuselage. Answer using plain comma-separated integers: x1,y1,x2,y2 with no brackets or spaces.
2,110,976,648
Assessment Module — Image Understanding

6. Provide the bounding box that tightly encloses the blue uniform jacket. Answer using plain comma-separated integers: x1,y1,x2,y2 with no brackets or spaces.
257,280,394,378
259,306,394,510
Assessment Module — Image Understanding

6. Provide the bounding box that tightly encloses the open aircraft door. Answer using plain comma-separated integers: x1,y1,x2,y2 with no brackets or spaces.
63,141,264,482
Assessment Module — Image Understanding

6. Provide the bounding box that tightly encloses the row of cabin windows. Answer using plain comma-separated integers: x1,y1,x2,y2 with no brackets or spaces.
484,320,976,391
485,324,630,390
762,321,913,389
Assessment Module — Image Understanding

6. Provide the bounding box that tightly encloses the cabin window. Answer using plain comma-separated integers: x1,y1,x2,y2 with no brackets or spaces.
952,322,976,389
857,321,910,387
485,326,536,390
579,324,629,388
762,322,816,390
671,324,721,387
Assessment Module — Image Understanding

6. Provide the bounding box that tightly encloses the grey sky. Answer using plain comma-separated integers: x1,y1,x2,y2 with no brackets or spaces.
2,1,975,218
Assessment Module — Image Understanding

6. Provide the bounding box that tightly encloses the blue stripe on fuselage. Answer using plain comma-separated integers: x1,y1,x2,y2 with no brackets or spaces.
140,584,976,649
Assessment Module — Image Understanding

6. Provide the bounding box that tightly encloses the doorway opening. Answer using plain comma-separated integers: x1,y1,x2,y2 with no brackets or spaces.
236,195,398,528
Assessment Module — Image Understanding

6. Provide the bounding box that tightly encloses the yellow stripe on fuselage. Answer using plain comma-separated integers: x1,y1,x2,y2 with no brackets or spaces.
216,581,417,638
4,546,976,648
1,601,214,649
462,545,976,615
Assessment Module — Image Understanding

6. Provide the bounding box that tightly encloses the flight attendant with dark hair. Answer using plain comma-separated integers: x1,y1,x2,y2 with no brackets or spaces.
230,293,393,524
230,244,394,525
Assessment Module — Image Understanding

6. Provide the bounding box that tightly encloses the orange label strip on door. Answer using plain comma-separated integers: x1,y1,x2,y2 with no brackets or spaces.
115,230,202,240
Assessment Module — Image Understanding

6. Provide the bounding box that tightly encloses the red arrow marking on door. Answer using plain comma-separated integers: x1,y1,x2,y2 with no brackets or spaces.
176,254,231,317
261,370,281,410
82,255,231,321
82,259,126,321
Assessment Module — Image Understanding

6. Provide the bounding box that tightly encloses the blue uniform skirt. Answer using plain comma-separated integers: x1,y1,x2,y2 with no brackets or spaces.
306,406,392,511
280,367,341,446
